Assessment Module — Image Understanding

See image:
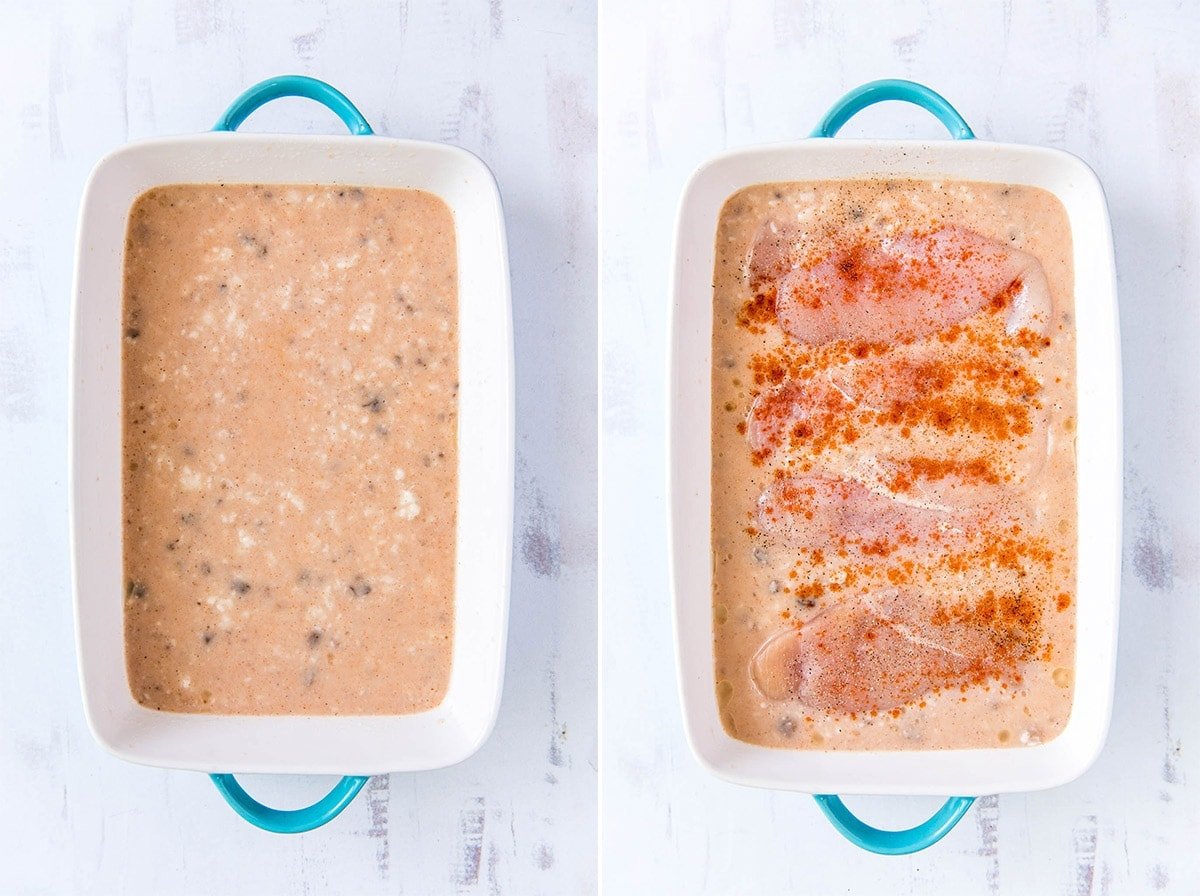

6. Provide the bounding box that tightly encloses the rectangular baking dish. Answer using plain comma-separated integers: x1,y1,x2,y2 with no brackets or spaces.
669,81,1120,849
70,78,513,800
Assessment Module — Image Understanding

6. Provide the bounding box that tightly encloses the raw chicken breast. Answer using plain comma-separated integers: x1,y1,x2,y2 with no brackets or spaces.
748,223,1052,344
750,589,1018,714
745,338,1050,507
756,474,969,553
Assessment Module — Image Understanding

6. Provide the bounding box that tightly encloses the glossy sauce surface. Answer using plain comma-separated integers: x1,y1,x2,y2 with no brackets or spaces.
711,179,1077,750
122,183,458,715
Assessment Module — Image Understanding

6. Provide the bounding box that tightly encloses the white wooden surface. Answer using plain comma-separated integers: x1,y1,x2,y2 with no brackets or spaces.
0,1,596,893
600,1,1199,892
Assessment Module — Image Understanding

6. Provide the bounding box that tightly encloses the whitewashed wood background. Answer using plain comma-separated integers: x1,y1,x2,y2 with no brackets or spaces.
601,0,1198,893
0,0,596,893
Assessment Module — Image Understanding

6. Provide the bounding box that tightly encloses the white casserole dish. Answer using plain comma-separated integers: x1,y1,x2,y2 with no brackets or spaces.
70,76,513,831
669,80,1121,853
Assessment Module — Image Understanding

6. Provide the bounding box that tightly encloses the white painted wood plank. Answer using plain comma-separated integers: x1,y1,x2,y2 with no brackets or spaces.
600,1,1198,892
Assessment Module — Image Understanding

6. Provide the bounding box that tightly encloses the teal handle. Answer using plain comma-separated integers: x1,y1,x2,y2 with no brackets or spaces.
210,773,370,834
811,79,974,140
213,75,374,135
813,794,975,855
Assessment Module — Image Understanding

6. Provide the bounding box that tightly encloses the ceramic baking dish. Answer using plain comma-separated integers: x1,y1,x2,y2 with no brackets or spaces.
70,76,513,832
669,80,1121,854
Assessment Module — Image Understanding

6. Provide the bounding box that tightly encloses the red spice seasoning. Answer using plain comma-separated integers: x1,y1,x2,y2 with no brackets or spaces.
736,287,777,333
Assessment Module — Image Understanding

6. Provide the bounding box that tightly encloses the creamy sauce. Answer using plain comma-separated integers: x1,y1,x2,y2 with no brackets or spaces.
711,179,1077,750
122,184,458,715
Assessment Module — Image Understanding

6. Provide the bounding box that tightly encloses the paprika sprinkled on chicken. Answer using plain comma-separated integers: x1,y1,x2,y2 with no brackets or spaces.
748,222,1053,344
